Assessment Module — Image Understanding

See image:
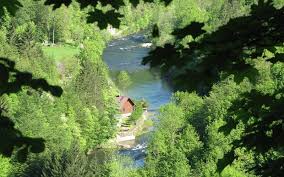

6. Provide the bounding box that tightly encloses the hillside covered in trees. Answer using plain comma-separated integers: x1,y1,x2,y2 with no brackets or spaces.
0,0,284,176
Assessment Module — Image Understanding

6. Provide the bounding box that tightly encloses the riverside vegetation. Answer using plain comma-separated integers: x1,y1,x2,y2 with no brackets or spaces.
0,0,284,177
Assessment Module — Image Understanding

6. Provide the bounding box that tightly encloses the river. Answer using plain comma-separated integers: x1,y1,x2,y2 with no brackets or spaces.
103,34,172,167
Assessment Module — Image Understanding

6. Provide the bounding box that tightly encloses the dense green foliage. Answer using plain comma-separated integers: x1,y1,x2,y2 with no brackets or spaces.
140,0,284,176
0,155,11,177
143,60,284,176
129,101,144,123
1,0,162,175
0,1,121,175
1,0,284,176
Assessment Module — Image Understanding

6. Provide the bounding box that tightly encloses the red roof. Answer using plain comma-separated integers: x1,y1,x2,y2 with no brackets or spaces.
116,96,135,109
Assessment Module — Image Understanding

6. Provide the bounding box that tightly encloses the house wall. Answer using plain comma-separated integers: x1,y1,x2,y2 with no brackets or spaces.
122,101,134,114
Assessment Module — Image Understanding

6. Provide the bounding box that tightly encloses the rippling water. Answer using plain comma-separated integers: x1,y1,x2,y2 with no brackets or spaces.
103,34,172,111
103,34,172,167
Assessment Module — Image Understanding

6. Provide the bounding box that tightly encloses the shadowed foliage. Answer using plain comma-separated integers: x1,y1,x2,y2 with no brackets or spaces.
152,24,160,38
0,0,172,162
1,0,173,29
0,0,22,17
142,0,284,175
0,57,63,161
87,9,123,29
171,22,206,39
0,58,62,96
143,0,284,93
219,88,284,176
2,0,283,176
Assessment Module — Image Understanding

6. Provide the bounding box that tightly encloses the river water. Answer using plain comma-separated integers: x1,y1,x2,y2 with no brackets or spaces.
103,34,172,167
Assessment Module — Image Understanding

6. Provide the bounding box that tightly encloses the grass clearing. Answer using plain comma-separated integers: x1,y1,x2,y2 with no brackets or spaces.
42,45,80,61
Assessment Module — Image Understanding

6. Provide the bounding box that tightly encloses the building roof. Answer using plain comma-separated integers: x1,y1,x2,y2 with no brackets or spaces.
116,96,135,109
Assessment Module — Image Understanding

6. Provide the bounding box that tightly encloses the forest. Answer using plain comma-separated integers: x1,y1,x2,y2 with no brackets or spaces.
0,0,283,176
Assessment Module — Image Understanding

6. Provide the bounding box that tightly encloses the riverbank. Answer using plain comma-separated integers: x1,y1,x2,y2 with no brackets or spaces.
102,33,172,166
117,111,153,148
100,110,153,150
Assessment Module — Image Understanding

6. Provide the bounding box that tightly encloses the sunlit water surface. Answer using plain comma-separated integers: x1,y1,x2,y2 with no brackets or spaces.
103,34,172,167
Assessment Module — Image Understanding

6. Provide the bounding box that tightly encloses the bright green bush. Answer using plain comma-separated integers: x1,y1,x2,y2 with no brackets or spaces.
0,156,12,177
129,101,143,123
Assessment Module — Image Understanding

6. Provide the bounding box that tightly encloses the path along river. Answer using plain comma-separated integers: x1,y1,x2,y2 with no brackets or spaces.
102,34,172,167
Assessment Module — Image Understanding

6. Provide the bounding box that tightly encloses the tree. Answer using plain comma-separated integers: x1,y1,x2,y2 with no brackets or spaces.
143,0,284,93
1,0,173,30
129,101,143,123
145,103,192,177
41,145,96,177
116,70,132,92
142,0,284,176
80,107,100,149
13,21,37,50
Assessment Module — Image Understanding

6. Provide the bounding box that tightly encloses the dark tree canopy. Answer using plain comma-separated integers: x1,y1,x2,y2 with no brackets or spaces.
0,0,22,16
219,88,284,176
143,0,284,93
142,0,284,175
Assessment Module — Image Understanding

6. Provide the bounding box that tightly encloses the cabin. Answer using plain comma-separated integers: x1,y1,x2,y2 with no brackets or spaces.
116,96,135,116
